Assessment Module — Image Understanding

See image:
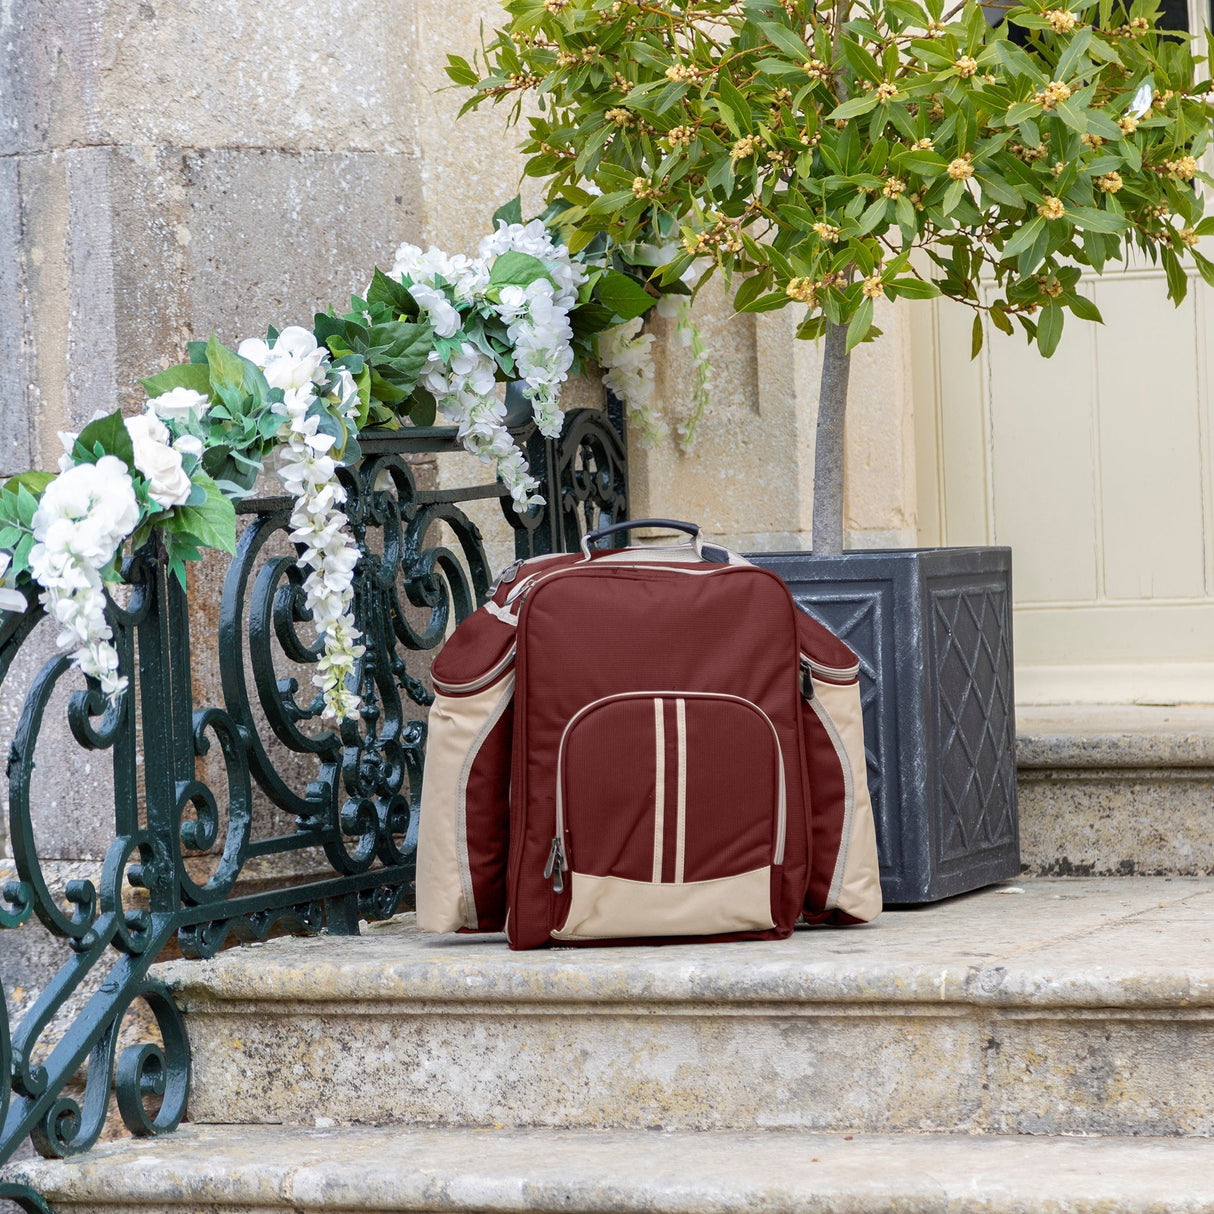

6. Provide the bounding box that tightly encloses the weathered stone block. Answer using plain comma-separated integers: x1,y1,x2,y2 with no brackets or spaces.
1,0,419,156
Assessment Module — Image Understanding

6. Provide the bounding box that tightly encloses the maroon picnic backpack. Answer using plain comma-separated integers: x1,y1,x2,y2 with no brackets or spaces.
416,519,881,950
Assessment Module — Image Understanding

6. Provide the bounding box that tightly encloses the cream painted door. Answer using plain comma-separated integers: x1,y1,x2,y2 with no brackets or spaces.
912,0,1214,705
912,259,1214,704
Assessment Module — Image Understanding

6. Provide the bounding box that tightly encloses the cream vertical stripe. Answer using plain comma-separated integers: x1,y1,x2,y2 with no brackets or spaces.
674,698,687,884
652,698,665,884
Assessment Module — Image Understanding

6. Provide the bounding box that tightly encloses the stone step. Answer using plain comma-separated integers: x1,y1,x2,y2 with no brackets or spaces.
1016,705,1214,876
159,877,1214,1138
10,1123,1214,1213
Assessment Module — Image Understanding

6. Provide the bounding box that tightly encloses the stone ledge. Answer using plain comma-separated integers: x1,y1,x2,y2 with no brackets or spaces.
158,880,1214,1138
158,878,1214,1012
9,1123,1214,1213
1017,704,1214,769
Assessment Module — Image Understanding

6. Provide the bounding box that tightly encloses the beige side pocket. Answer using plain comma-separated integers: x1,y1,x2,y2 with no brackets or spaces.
811,679,882,923
551,867,774,941
416,673,514,933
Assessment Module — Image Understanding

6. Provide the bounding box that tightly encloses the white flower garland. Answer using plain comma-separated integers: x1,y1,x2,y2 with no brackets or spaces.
391,218,588,507
4,215,692,724
238,327,367,722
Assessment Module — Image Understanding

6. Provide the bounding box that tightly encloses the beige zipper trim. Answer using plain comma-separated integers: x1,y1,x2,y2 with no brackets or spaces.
652,699,665,884
674,697,687,884
808,689,856,912
555,690,787,870
800,651,860,683
432,645,516,696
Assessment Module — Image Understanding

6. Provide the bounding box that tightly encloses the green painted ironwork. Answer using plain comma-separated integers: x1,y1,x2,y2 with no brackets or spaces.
0,404,626,1207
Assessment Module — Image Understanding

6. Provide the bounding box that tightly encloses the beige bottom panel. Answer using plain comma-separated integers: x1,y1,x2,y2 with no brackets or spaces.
551,867,774,941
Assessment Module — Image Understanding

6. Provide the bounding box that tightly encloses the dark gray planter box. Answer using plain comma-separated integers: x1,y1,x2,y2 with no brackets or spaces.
749,547,1019,904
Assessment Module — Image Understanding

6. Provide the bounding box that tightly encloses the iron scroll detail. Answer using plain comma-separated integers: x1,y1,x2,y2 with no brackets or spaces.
0,403,627,1185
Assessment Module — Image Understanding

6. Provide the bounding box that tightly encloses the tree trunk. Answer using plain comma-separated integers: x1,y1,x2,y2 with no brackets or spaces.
812,320,852,557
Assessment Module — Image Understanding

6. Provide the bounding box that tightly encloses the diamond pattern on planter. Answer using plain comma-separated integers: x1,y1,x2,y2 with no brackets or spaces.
930,584,1017,865
792,591,889,860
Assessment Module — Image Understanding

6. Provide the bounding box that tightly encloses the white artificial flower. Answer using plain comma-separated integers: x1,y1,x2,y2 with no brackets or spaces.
1129,78,1155,119
478,219,586,311
173,434,205,460
274,376,365,721
0,552,25,613
125,412,193,509
56,431,78,473
28,456,139,698
598,318,664,447
238,326,329,392
33,457,140,564
407,282,463,339
151,386,210,423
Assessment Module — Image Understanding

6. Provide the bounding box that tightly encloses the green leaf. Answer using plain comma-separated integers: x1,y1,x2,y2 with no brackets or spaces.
717,71,754,136
1001,214,1046,260
205,333,248,395
162,472,237,553
1065,206,1130,234
737,291,794,313
1067,293,1104,323
409,389,438,428
828,94,880,122
972,312,984,359
840,38,883,84
731,273,772,313
492,195,525,229
1,470,54,499
846,296,875,352
1054,99,1088,133
1036,303,1064,357
758,20,811,63
943,178,968,216
858,196,891,235
1162,246,1188,304
366,267,417,314
975,173,1023,208
1084,109,1124,141
446,54,480,87
886,276,941,299
489,250,554,289
1055,27,1093,83
897,149,948,175
140,363,212,399
598,270,655,321
1004,100,1041,127
76,410,135,470
989,303,1015,335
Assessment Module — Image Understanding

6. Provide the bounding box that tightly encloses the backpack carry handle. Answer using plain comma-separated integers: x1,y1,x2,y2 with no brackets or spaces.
580,518,703,558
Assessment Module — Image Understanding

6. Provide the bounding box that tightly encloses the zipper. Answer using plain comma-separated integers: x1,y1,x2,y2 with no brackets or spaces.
550,690,787,886
432,644,516,696
504,560,739,609
799,652,860,683
543,836,566,894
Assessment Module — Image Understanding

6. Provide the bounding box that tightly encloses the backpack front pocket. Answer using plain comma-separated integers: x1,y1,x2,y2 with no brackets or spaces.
549,692,783,941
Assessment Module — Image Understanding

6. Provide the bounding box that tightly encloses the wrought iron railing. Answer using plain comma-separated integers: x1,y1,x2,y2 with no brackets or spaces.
0,404,627,1210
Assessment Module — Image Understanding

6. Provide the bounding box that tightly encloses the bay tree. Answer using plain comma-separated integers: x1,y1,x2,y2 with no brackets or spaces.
452,0,1214,554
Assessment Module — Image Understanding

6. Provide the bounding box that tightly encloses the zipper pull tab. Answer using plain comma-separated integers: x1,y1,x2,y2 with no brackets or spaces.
489,560,524,596
799,657,815,701
543,837,566,894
